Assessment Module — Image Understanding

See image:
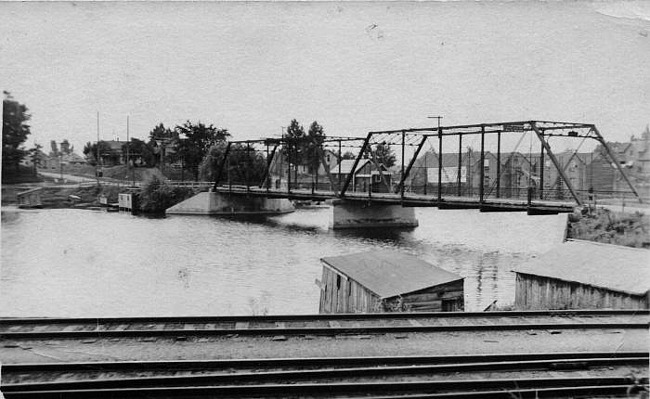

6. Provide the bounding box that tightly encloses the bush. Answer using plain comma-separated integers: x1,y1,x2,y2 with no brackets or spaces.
568,208,650,248
138,176,194,213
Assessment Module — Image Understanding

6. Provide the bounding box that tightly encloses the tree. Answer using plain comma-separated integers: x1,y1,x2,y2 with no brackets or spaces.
148,123,177,167
370,142,396,168
83,141,113,166
60,139,73,155
198,142,228,181
50,140,59,157
173,121,230,181
284,119,306,183
306,121,326,174
3,91,31,172
148,123,175,142
122,138,156,167
28,143,43,175
341,151,357,160
226,144,267,185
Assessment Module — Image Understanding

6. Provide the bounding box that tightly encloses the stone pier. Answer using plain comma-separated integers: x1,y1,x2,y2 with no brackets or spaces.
165,191,294,216
331,200,419,229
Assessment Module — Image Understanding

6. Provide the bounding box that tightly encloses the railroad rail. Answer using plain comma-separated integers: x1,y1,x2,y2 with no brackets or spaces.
1,310,647,340
3,352,647,398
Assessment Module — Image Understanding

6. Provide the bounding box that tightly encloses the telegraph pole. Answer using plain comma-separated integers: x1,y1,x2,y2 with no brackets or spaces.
96,112,101,185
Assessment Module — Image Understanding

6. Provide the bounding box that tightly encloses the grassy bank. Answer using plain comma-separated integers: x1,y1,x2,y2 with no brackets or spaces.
567,208,650,249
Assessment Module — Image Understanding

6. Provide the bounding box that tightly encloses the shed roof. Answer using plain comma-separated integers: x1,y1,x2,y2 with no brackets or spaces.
512,240,650,296
321,250,463,299
17,187,43,196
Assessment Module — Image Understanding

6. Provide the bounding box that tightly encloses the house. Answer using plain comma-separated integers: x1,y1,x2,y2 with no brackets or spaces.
318,250,464,313
512,240,649,310
329,159,393,193
98,140,125,166
407,150,539,198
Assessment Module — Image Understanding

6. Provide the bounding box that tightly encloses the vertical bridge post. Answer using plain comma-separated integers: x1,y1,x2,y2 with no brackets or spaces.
213,142,231,191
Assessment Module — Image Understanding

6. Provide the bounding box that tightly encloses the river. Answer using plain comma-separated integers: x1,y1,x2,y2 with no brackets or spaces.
1,206,567,317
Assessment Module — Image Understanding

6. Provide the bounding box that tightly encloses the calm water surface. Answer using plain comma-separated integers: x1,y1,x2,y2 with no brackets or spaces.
1,206,567,317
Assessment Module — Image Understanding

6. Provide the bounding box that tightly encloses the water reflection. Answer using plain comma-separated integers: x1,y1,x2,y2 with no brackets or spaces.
1,206,564,317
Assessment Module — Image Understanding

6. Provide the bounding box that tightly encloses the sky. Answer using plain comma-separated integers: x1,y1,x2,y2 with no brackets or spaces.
1,1,649,155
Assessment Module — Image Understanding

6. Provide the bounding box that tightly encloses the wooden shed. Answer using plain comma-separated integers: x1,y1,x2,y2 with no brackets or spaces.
16,187,43,208
318,250,464,313
512,240,649,310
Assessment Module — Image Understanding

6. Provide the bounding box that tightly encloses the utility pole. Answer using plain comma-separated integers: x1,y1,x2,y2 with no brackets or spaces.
96,112,101,185
126,115,130,184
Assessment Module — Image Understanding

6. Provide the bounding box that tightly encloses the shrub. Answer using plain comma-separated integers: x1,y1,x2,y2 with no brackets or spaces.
138,176,194,213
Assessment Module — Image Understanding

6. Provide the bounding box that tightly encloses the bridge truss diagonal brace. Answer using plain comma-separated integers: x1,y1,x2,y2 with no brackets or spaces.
260,144,279,189
316,145,339,196
590,126,643,204
396,136,427,195
530,122,583,206
340,133,372,197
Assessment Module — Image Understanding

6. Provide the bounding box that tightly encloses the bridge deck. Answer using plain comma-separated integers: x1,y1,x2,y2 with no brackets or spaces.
214,186,576,213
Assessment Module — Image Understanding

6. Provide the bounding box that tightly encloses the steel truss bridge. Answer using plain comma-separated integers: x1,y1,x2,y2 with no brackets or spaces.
209,121,643,214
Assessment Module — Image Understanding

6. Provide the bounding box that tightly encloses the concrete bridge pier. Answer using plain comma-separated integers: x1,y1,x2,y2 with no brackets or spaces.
166,191,294,216
331,200,419,229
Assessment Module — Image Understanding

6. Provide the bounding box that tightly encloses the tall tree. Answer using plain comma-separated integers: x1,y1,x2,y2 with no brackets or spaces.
28,142,43,175
306,121,325,174
284,119,306,182
50,140,59,157
174,121,230,181
2,92,31,172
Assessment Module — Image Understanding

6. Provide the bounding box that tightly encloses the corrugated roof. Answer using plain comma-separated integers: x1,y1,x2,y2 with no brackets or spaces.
512,240,650,296
320,250,463,298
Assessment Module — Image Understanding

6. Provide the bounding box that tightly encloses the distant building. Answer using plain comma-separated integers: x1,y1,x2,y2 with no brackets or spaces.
99,140,125,166
17,187,43,208
408,150,539,198
329,159,393,193
318,250,464,313
512,240,649,310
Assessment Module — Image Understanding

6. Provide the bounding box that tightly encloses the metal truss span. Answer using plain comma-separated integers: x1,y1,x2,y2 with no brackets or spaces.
209,120,643,212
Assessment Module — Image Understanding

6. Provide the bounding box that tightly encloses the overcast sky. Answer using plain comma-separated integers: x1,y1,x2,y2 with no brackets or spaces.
2,1,649,154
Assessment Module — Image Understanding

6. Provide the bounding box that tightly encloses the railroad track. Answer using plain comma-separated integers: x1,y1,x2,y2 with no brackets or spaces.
1,310,647,340
2,352,647,398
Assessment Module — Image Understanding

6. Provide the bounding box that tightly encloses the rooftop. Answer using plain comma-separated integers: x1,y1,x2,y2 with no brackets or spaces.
320,250,463,299
512,240,650,296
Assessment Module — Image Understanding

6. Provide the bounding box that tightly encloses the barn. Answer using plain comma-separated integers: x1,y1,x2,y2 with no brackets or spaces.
318,250,464,313
512,240,649,310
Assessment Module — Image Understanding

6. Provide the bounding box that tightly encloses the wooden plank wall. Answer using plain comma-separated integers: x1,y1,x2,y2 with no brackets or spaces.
384,280,465,312
319,266,380,313
514,273,648,310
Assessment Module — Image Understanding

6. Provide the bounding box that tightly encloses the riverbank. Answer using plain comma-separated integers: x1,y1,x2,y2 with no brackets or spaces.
1,183,124,209
567,207,650,249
